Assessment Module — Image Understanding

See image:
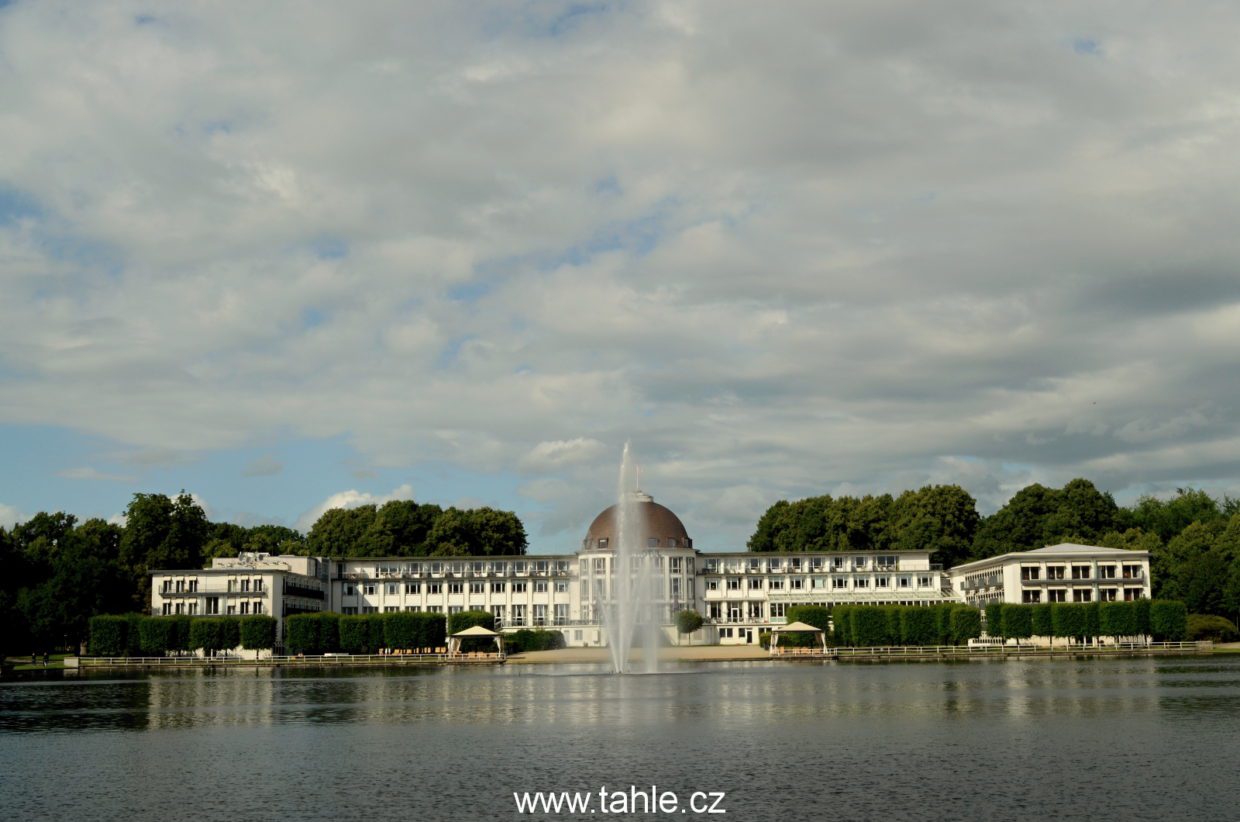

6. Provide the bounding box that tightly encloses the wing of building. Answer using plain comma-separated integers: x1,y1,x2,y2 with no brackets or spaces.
150,495,1152,650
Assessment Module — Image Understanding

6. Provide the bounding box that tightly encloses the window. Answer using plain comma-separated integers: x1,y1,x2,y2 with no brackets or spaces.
791,578,804,591
385,606,399,613
727,578,741,591
1124,588,1143,601
1122,565,1141,580
1048,589,1066,602
671,557,682,573
770,603,786,619
832,557,845,570
854,579,869,589
405,583,419,595
512,604,527,625
671,578,681,597
342,607,358,615
1100,588,1117,602
364,584,376,595
533,604,548,625
597,538,609,549
188,602,197,615
833,578,848,589
362,606,377,614
554,604,569,625
428,583,442,595
240,601,250,614
1075,589,1092,602
206,597,219,615
534,581,548,593
1022,590,1041,604
748,578,763,590
426,605,442,613
769,579,784,590
708,603,722,620
448,582,463,594
647,537,659,548
1071,566,1091,580
405,606,421,612
386,583,398,595
448,606,463,615
555,581,568,593
344,584,355,596
898,577,910,588
492,605,506,624
492,582,506,593
1046,566,1066,580
512,582,527,594
1099,565,1117,579
1021,567,1040,581
706,579,719,591
875,577,889,589
919,575,932,588
161,602,171,615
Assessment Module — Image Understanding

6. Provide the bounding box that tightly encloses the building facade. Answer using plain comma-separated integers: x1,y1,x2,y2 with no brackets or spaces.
948,544,1152,609
151,495,1152,649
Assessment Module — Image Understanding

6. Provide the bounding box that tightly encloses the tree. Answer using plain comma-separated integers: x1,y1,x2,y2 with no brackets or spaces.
307,505,377,557
1130,489,1222,543
972,484,1060,558
675,609,704,645
891,485,980,568
748,500,793,552
469,507,528,556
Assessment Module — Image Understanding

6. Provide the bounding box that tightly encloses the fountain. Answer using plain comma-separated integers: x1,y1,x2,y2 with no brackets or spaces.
595,442,662,674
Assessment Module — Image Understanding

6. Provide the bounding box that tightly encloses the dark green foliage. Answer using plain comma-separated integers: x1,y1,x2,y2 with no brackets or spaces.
1001,605,1034,640
88,615,129,656
284,613,321,655
170,615,191,652
973,479,1120,558
984,603,1003,637
1186,614,1238,642
308,502,526,558
899,606,939,646
831,606,852,646
1134,598,1151,636
933,603,956,645
138,616,177,655
188,618,238,653
339,615,376,654
1051,603,1088,640
448,609,495,634
1099,602,1139,637
675,609,705,637
786,605,830,632
850,607,894,646
1149,600,1188,641
1031,603,1054,637
504,629,565,653
239,615,276,650
949,606,981,643
317,613,340,652
383,612,419,650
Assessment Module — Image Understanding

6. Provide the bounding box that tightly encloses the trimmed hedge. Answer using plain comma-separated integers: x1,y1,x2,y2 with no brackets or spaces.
984,603,1003,637
1150,600,1188,641
339,615,377,654
188,618,240,653
88,615,129,656
1031,604,1054,638
949,607,982,644
830,604,981,647
505,629,565,653
1099,602,1139,638
138,616,178,655
240,615,277,650
1186,614,1238,642
899,607,939,646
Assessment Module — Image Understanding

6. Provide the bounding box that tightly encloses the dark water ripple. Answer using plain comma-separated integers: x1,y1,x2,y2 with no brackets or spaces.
2,657,1239,821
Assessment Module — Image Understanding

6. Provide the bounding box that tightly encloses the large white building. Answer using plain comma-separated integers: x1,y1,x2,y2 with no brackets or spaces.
948,544,1152,609
150,493,1151,649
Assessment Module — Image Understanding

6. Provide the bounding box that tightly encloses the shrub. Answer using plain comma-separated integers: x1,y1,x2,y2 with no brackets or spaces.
758,631,772,650
339,615,374,654
1150,600,1188,641
448,610,495,634
949,606,982,644
170,615,192,652
1134,598,1151,636
284,614,321,655
189,618,221,653
1099,602,1139,638
1186,614,1238,642
138,616,177,655
505,629,565,653
88,615,129,657
1051,603,1086,641
1031,604,1054,638
221,618,241,650
383,612,418,650
851,607,891,647
239,616,277,650
1002,605,1033,640
125,613,145,656
984,603,1004,638
831,606,852,646
900,607,939,646
933,603,956,645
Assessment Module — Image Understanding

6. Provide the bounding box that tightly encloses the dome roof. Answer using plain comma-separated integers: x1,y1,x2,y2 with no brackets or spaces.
583,493,692,551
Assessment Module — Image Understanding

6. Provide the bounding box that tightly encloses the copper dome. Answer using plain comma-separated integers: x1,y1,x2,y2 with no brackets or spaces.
583,493,692,551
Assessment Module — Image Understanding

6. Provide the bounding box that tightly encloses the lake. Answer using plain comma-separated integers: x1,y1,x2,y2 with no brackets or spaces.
2,657,1239,821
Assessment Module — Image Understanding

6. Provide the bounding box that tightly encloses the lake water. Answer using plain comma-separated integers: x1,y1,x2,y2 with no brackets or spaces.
2,657,1239,821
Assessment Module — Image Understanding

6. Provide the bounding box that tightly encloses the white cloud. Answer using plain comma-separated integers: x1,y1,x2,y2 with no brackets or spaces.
0,3,1239,550
296,483,415,532
57,466,137,483
0,502,28,530
242,454,284,477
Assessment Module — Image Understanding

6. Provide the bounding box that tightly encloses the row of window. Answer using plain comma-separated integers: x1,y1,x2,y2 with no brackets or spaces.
338,603,570,626
159,600,266,615
706,575,934,592
704,556,907,574
1021,588,1145,603
1020,564,1143,581
344,580,571,597
357,560,573,577
584,537,692,550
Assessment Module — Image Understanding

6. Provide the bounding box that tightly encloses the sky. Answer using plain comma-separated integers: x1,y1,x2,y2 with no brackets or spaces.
2,1,1240,554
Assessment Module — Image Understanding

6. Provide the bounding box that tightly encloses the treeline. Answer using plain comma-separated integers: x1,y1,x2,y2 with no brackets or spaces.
982,601,1188,643
0,492,528,657
750,482,1240,622
88,614,277,656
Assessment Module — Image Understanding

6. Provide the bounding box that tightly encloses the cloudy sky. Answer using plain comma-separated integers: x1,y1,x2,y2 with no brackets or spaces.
2,1,1239,552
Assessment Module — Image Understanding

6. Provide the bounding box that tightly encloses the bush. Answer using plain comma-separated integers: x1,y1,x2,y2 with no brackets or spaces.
170,615,192,652
1186,614,1238,642
1134,598,1151,636
88,615,129,657
1031,603,1054,638
1099,602,1139,638
1150,600,1188,641
851,607,892,646
933,603,956,645
448,610,495,634
949,606,982,644
899,607,939,646
831,606,852,646
505,629,565,653
984,603,1004,638
138,617,177,655
339,615,376,654
758,630,772,650
1001,605,1033,640
383,612,418,650
125,613,145,656
284,614,321,655
1051,603,1087,641
240,616,277,650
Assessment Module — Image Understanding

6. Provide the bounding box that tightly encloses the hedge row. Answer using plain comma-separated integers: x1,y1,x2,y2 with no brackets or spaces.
88,614,278,656
984,600,1188,642
283,612,449,655
504,629,566,653
830,604,982,647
